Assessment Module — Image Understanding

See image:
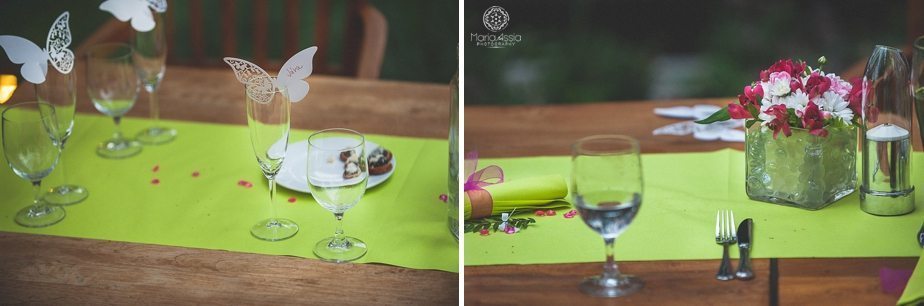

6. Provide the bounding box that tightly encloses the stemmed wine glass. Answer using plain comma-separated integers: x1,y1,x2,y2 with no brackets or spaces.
246,76,298,241
2,102,65,227
571,135,644,297
307,128,369,262
36,67,88,205
133,11,176,144
86,43,142,158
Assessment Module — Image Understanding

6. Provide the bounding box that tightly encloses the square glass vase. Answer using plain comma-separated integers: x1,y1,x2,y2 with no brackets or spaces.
745,125,857,210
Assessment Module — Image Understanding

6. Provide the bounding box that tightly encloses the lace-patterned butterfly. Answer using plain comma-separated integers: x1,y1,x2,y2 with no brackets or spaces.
100,0,168,32
0,11,74,84
224,46,317,104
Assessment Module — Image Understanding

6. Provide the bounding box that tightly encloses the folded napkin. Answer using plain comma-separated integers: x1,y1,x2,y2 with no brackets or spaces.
464,175,569,219
898,251,924,305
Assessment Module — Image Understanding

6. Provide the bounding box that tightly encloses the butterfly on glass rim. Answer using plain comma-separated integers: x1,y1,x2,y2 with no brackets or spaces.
99,0,168,32
0,11,74,85
224,46,317,104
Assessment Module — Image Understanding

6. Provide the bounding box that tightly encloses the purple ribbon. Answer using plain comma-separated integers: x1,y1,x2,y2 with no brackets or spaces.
464,151,504,218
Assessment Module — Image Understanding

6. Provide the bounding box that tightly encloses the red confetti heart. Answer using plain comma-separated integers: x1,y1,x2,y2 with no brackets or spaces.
479,229,490,236
151,178,160,185
287,197,296,203
438,194,448,203
535,210,546,216
238,180,253,188
152,165,159,172
192,171,200,177
546,210,556,216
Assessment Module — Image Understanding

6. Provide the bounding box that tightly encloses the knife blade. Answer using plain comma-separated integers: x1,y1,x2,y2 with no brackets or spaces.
735,218,754,280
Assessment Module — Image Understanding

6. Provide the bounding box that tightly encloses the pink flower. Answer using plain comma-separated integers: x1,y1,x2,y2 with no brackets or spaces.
799,102,828,137
847,77,864,118
762,59,806,81
804,72,831,99
763,104,792,139
737,84,763,107
826,73,851,96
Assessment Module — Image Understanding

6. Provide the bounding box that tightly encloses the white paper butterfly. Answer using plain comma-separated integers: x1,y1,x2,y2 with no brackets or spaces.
0,12,74,84
99,0,168,32
224,46,317,103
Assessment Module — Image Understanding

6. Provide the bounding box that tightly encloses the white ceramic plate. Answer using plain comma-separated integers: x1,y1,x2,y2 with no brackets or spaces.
276,139,396,193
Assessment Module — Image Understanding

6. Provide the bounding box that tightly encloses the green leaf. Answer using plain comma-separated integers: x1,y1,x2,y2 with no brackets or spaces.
746,119,759,129
694,106,730,124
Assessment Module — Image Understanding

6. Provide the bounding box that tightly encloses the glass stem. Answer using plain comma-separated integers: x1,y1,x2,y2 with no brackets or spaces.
603,237,621,280
57,138,68,188
31,181,45,211
113,116,123,140
333,213,345,241
148,89,160,128
267,178,278,223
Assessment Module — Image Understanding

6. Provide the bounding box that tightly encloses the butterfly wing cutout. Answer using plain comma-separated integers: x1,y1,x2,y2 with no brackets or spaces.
223,57,273,103
45,11,73,74
0,35,49,84
100,0,156,32
275,46,317,102
145,0,168,13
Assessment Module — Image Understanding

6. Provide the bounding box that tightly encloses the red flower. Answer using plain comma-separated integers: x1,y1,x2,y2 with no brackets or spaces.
728,103,752,119
800,102,828,137
763,104,792,139
804,72,831,99
737,84,763,107
762,59,807,81
790,78,805,93
847,77,864,117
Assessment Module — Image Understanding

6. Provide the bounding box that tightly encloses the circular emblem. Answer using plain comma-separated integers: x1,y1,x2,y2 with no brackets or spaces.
482,6,509,32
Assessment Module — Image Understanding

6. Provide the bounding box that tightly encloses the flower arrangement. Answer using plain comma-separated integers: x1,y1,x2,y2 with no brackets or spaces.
697,57,863,138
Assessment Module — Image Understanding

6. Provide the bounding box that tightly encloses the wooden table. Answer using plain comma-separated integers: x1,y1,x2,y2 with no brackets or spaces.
0,66,457,304
465,100,921,305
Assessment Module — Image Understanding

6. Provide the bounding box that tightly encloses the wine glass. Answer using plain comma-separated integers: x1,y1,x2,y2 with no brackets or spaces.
36,65,88,205
133,11,176,144
246,76,298,241
571,135,644,297
86,43,142,159
2,102,65,227
307,128,369,262
913,36,924,147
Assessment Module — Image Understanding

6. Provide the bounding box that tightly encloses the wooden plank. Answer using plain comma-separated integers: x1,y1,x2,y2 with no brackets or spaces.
0,232,457,305
778,258,916,305
465,100,923,158
466,260,771,305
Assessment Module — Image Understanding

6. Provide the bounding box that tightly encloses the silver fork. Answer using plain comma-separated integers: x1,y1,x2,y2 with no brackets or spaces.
715,210,736,281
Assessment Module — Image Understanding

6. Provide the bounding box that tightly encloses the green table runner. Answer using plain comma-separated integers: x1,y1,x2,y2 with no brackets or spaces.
465,149,924,266
0,113,458,272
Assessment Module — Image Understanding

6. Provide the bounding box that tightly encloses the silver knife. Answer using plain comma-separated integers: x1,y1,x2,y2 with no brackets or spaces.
736,218,754,280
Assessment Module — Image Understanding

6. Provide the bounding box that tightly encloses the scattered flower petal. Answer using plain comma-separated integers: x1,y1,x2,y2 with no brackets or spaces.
192,171,200,177
438,194,448,203
545,210,556,216
287,197,296,203
479,229,490,236
238,180,253,188
152,165,159,172
504,225,517,234
535,210,546,216
151,178,160,185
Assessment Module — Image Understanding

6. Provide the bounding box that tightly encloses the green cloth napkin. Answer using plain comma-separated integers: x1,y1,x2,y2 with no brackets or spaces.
465,150,924,266
899,251,924,305
463,175,569,219
0,112,458,272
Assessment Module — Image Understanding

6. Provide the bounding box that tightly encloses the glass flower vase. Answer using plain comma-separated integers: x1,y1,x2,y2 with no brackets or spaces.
745,125,857,210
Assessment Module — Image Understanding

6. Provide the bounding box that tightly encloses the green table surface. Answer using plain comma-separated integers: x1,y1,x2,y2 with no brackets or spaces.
465,149,924,266
0,112,458,272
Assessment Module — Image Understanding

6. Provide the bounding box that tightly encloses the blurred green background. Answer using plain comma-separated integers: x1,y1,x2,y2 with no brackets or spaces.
465,0,907,105
0,0,458,84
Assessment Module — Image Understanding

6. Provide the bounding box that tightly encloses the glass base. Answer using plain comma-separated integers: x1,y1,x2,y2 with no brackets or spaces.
579,274,643,298
15,204,65,228
44,184,89,206
250,218,298,241
97,139,142,159
136,126,177,145
314,236,367,263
